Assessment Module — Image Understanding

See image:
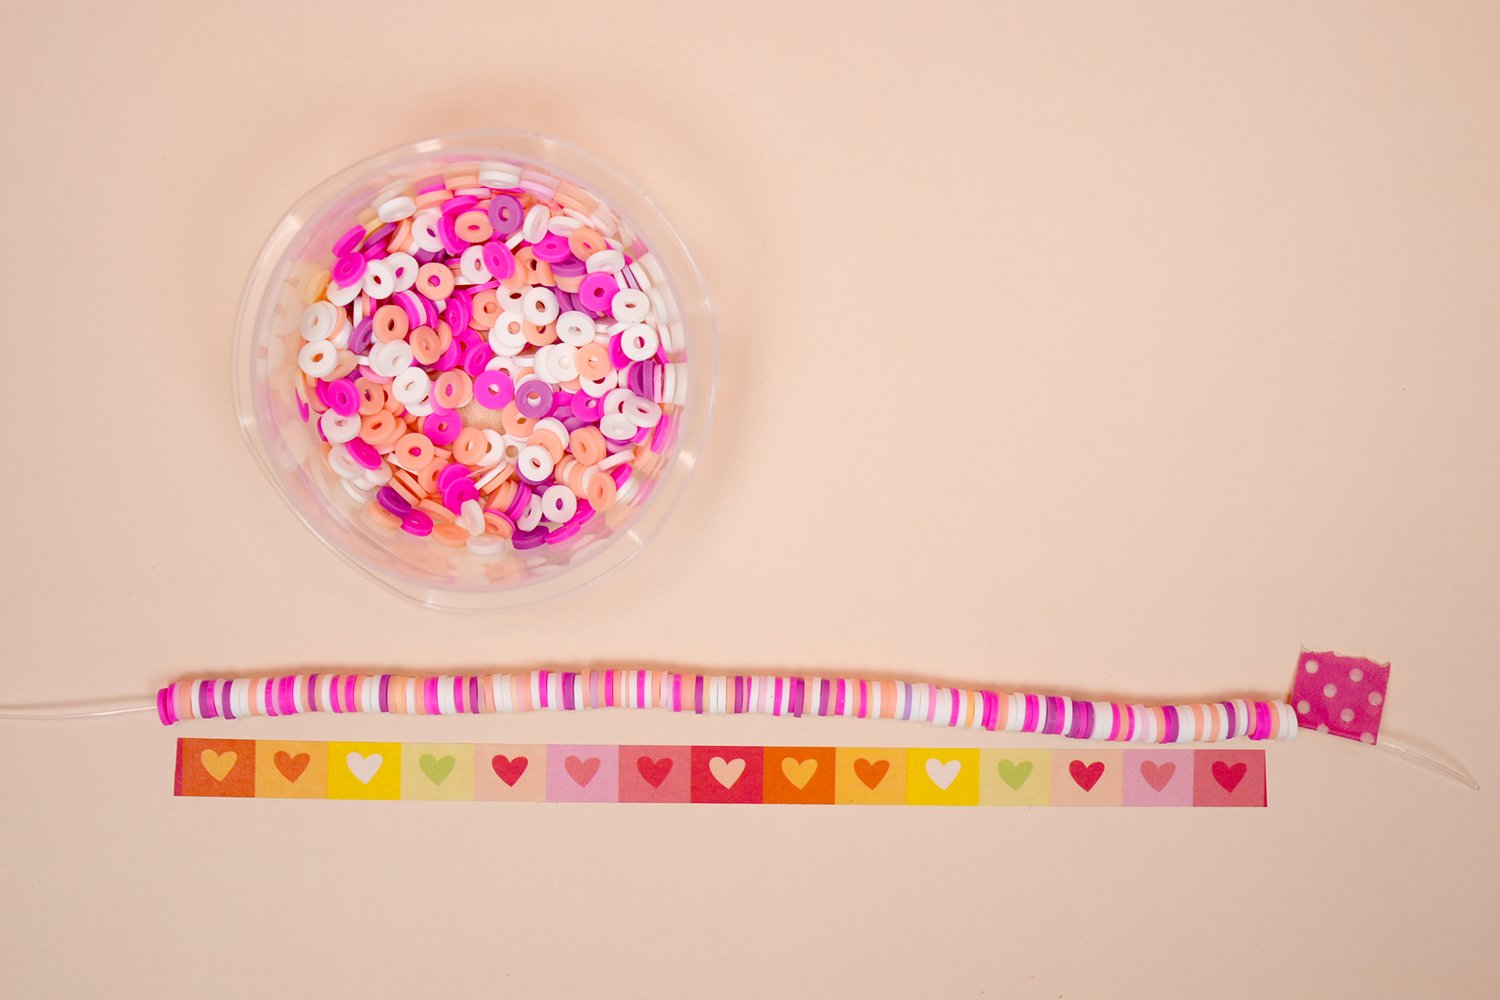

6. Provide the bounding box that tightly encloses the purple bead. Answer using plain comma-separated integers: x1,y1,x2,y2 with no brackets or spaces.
361,222,396,250
348,318,375,356
377,486,412,516
488,194,523,237
549,256,586,279
413,247,442,264
504,483,532,521
511,528,548,550
514,380,554,419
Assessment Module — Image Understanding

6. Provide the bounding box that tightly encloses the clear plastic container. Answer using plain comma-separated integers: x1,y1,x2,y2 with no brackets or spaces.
233,131,716,610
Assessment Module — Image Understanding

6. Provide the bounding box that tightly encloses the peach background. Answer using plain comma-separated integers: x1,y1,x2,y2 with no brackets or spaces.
2,1,1497,996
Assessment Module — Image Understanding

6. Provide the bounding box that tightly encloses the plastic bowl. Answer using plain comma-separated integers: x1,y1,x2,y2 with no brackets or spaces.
233,131,715,610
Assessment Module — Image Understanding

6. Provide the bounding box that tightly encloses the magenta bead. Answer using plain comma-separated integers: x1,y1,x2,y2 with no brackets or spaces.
473,370,514,410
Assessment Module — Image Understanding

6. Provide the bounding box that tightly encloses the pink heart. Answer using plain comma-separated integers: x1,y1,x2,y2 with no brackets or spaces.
565,755,601,787
1139,760,1176,792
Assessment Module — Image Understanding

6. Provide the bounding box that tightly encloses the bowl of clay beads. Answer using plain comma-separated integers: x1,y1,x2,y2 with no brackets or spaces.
233,131,715,609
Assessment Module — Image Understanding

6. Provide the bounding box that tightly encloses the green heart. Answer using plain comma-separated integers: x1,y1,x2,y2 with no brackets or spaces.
997,759,1033,791
420,754,456,786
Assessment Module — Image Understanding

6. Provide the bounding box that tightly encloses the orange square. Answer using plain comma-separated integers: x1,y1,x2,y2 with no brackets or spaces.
762,747,836,804
175,739,256,798
1049,750,1124,806
254,741,328,799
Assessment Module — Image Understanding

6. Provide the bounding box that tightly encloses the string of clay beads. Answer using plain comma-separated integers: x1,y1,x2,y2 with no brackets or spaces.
157,671,1297,743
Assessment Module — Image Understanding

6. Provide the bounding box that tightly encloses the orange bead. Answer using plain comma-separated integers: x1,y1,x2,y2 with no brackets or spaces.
454,210,493,244
568,426,606,465
575,344,611,380
409,325,443,365
356,379,387,416
470,290,501,330
372,305,409,342
500,403,535,438
433,370,473,409
416,459,448,495
391,433,436,471
523,321,557,347
451,427,488,466
415,262,455,300
567,227,608,259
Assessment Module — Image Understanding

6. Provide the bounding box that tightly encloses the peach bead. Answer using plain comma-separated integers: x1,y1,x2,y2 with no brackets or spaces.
416,262,455,300
454,210,493,244
360,411,402,448
489,478,518,510
513,247,552,286
500,403,535,438
387,219,412,253
435,320,454,353
451,428,488,466
329,350,359,380
445,172,479,190
363,504,402,531
532,427,566,463
356,379,387,416
482,510,515,539
567,227,608,259
470,290,501,330
303,269,331,305
416,459,448,495
569,426,606,465
390,473,421,505
523,321,557,347
585,471,618,511
409,326,443,365
418,498,455,523
391,432,436,471
433,370,473,409
433,523,469,547
575,344,611,380
372,304,409,342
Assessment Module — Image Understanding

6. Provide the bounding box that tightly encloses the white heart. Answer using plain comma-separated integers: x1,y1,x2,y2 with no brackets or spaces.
925,758,961,791
346,752,383,784
709,756,746,789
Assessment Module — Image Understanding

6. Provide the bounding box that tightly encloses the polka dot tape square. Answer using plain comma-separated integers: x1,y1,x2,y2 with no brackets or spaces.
1291,650,1390,744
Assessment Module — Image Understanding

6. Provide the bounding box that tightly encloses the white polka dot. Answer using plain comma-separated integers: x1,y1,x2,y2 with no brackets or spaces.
1296,699,1310,714
1304,660,1320,674
1368,692,1383,706
1360,732,1375,744
1323,683,1338,698
1340,708,1355,723
1316,723,1329,733
1349,667,1363,682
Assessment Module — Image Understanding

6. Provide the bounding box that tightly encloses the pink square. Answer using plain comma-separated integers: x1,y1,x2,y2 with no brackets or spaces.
618,745,691,803
1292,650,1389,743
547,745,619,802
473,745,547,802
1192,750,1267,807
1122,750,1195,806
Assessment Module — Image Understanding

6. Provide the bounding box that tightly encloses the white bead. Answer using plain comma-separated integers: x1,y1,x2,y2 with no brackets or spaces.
623,396,662,429
361,259,395,299
517,444,555,482
488,311,527,356
620,323,659,361
585,249,625,274
361,462,393,487
404,396,434,417
342,478,374,503
459,499,486,536
477,429,507,469
325,279,360,307
522,287,559,326
410,210,444,253
376,196,416,222
549,345,579,381
299,301,338,342
612,291,651,325
297,339,337,378
602,387,635,416
533,417,568,447
457,244,490,284
547,215,581,236
555,311,595,347
626,261,653,290
320,410,361,444
597,450,633,472
478,162,521,187
327,443,364,480
541,485,578,523
370,339,414,377
467,534,507,556
517,493,544,531
328,317,351,350
386,252,418,292
600,412,635,441
578,370,618,398
522,204,551,243
391,367,431,405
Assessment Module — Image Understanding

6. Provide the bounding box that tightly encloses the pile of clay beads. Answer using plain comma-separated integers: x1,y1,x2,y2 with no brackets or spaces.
291,160,686,554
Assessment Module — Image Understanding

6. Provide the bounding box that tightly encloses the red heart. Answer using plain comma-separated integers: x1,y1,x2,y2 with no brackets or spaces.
853,758,890,790
566,755,601,787
274,751,310,783
1212,760,1247,793
490,754,528,787
1069,759,1105,792
1139,760,1175,792
636,756,673,789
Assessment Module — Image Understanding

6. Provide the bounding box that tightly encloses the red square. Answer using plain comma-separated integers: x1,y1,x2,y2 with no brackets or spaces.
1193,750,1267,807
690,746,764,804
619,745,692,803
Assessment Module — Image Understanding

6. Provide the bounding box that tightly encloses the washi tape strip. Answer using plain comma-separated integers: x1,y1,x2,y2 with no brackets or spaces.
174,741,1267,806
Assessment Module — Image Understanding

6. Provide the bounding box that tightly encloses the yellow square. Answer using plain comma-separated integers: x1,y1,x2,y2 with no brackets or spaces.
402,743,474,801
905,748,980,805
834,748,907,804
327,742,402,800
979,749,1052,806
254,741,329,799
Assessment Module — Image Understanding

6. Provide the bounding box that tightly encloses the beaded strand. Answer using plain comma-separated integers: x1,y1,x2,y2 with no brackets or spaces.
158,671,1296,743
